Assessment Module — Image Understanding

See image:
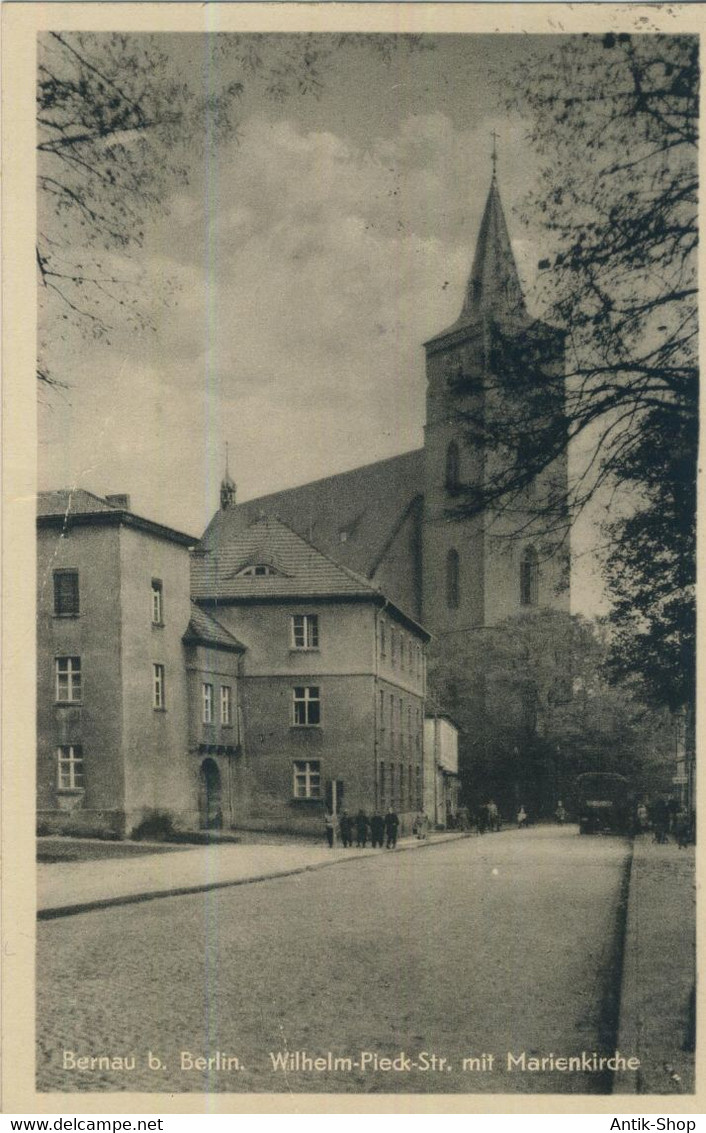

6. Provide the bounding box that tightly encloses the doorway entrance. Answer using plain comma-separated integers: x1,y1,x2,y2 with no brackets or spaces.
199,758,223,830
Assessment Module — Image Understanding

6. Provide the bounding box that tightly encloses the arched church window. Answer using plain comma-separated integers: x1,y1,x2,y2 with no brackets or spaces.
520,546,539,607
445,441,460,493
446,549,460,610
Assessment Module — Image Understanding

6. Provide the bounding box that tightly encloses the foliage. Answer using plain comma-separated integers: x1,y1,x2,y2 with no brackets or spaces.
429,610,676,813
131,809,176,841
451,34,697,709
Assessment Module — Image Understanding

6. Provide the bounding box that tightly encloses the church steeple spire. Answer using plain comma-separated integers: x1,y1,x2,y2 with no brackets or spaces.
460,161,526,325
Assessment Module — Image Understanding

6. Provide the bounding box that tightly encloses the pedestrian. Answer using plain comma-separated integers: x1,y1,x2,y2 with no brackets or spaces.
517,805,528,829
324,810,335,849
370,810,385,849
636,802,648,833
339,809,353,848
355,809,369,848
675,807,691,849
384,807,400,849
413,811,428,840
652,798,669,844
487,800,500,832
555,800,567,825
476,804,487,835
667,796,680,835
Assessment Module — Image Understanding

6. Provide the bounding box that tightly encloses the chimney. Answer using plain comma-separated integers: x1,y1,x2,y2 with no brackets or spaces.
106,494,131,511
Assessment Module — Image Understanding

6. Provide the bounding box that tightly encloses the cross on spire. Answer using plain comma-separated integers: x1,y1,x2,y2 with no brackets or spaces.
490,129,499,178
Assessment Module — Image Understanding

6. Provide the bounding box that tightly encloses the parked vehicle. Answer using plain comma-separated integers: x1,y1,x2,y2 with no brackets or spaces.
576,772,631,835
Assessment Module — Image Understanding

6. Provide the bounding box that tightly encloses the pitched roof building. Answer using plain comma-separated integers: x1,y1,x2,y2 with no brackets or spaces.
200,171,570,815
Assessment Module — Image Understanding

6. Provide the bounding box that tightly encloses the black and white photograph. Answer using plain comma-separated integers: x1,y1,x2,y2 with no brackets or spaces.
2,1,699,1110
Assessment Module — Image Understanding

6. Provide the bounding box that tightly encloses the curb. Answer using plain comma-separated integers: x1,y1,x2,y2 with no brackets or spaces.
38,831,474,920
609,838,636,1094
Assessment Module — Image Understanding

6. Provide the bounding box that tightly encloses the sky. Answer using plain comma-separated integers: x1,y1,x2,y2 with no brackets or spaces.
37,32,608,614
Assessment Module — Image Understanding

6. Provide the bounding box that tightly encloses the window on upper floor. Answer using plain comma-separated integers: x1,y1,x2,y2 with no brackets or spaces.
446,549,460,609
390,629,397,667
53,570,79,616
293,759,322,799
151,579,163,625
202,682,214,724
520,546,539,607
445,441,461,493
237,563,279,577
57,744,84,791
293,686,320,727
291,614,319,650
379,619,386,659
55,657,81,703
220,685,232,726
153,663,165,710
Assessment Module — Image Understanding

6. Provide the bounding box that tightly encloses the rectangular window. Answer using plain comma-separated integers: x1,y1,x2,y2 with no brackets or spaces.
53,570,79,616
389,693,396,750
57,745,84,791
153,664,165,710
293,759,322,799
390,630,397,667
202,682,213,724
380,620,387,658
151,579,163,625
55,656,81,703
293,686,321,726
220,685,232,726
380,761,386,808
292,614,319,650
379,689,386,739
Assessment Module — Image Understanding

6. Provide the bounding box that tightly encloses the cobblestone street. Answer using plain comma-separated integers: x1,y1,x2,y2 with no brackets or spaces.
36,827,640,1095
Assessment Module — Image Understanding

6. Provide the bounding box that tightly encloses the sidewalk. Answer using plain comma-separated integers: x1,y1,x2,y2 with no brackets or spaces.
37,830,471,918
614,834,696,1095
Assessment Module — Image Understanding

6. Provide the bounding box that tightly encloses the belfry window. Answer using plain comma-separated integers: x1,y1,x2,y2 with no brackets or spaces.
520,546,539,607
445,441,460,493
446,549,460,610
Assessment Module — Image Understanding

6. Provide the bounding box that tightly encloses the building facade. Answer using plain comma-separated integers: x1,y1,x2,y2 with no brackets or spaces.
423,713,460,828
191,515,429,835
37,497,429,837
37,490,199,836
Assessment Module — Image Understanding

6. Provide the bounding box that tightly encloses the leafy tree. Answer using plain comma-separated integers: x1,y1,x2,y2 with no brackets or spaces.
37,31,424,387
429,610,677,816
450,34,697,710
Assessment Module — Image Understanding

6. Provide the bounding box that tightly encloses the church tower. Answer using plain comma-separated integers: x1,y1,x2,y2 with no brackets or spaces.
421,163,570,816
421,166,569,641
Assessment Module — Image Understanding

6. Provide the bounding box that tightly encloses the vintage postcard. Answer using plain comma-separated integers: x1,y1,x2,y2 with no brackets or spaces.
1,1,702,1115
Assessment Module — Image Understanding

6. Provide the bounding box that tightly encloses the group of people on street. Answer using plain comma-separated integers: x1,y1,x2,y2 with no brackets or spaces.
325,808,400,849
638,797,694,847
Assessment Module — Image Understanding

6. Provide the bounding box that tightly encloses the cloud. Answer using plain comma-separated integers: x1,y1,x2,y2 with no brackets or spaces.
40,109,544,541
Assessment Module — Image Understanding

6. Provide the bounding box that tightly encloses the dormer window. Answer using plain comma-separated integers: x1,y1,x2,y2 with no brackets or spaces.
237,563,278,578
